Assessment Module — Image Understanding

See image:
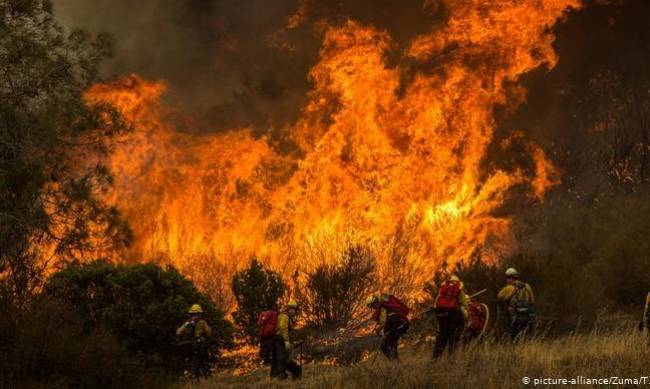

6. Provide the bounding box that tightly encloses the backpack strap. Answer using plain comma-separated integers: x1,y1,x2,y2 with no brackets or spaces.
507,282,524,303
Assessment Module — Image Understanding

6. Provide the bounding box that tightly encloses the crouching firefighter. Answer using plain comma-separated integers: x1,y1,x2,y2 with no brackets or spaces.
433,274,469,358
176,304,213,377
258,300,302,380
366,294,410,359
464,291,490,344
498,267,535,341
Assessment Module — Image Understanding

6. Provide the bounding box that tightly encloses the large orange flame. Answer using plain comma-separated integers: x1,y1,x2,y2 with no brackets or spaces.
85,0,579,298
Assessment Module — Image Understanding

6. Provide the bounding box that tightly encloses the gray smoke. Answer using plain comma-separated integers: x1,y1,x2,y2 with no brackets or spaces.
53,0,434,134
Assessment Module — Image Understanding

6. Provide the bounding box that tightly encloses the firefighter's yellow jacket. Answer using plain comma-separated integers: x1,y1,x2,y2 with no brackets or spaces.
176,318,212,339
498,281,535,306
275,312,294,342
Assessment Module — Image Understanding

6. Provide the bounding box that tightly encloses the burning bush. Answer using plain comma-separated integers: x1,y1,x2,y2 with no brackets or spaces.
297,244,376,329
43,261,234,376
231,258,286,343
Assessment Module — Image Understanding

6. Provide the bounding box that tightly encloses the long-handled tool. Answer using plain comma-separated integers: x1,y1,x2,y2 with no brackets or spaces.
368,335,383,366
469,289,488,299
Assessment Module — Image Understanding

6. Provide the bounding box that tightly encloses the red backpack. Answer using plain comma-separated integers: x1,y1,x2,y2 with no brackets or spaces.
382,295,410,319
468,302,489,331
257,310,278,338
435,280,461,310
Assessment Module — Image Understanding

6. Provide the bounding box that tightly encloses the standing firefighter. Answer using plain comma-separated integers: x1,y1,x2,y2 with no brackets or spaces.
366,293,410,359
257,310,275,366
176,304,213,377
258,300,302,380
433,274,469,358
498,267,535,340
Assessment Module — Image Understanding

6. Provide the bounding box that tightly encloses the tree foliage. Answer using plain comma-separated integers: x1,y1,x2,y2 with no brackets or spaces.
43,261,234,375
0,0,130,302
231,258,286,342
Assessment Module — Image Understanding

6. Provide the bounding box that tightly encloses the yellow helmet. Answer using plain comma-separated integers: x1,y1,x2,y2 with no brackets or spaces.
188,304,203,314
286,300,299,309
449,274,460,282
365,295,378,307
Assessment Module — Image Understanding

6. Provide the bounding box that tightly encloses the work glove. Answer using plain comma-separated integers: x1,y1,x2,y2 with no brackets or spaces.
285,341,292,351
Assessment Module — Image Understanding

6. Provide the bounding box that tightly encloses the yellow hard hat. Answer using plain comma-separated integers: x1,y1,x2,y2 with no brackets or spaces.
286,300,299,309
449,274,460,282
188,304,203,314
365,295,378,307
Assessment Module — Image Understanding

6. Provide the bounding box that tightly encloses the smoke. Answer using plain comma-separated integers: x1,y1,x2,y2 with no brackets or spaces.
53,0,436,134
500,0,650,144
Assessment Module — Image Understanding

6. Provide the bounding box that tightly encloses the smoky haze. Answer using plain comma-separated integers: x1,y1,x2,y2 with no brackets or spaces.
53,0,435,134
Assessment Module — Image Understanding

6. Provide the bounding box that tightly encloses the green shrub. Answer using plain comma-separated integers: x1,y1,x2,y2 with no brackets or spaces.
231,259,286,342
43,261,234,375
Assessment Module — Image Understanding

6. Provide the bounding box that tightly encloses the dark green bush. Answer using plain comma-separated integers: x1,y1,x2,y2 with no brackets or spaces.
231,258,286,342
0,291,170,389
43,261,234,375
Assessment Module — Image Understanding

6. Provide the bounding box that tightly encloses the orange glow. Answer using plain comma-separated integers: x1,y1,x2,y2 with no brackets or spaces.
84,0,579,299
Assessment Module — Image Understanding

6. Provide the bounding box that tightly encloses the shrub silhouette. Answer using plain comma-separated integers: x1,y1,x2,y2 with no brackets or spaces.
43,261,234,376
231,259,286,343
0,291,171,388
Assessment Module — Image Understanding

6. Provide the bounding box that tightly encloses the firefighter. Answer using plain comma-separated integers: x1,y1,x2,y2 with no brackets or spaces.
366,293,410,359
176,304,212,377
269,300,302,380
463,297,489,345
498,267,535,341
433,274,469,358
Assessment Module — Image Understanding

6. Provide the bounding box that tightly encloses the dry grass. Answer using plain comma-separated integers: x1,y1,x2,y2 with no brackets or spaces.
189,327,649,389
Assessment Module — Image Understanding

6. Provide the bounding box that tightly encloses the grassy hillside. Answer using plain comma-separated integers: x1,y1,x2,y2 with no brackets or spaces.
194,326,649,388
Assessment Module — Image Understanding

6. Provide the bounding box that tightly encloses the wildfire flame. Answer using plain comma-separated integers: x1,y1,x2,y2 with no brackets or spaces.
84,0,579,299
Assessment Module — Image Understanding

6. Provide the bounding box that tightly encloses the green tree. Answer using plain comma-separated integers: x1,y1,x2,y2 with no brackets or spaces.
231,258,286,342
43,261,234,375
0,0,130,303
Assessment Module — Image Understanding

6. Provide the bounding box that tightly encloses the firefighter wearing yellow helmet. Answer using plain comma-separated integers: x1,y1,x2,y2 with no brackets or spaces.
498,267,535,340
365,293,410,359
177,304,213,339
266,299,301,380
176,303,213,377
